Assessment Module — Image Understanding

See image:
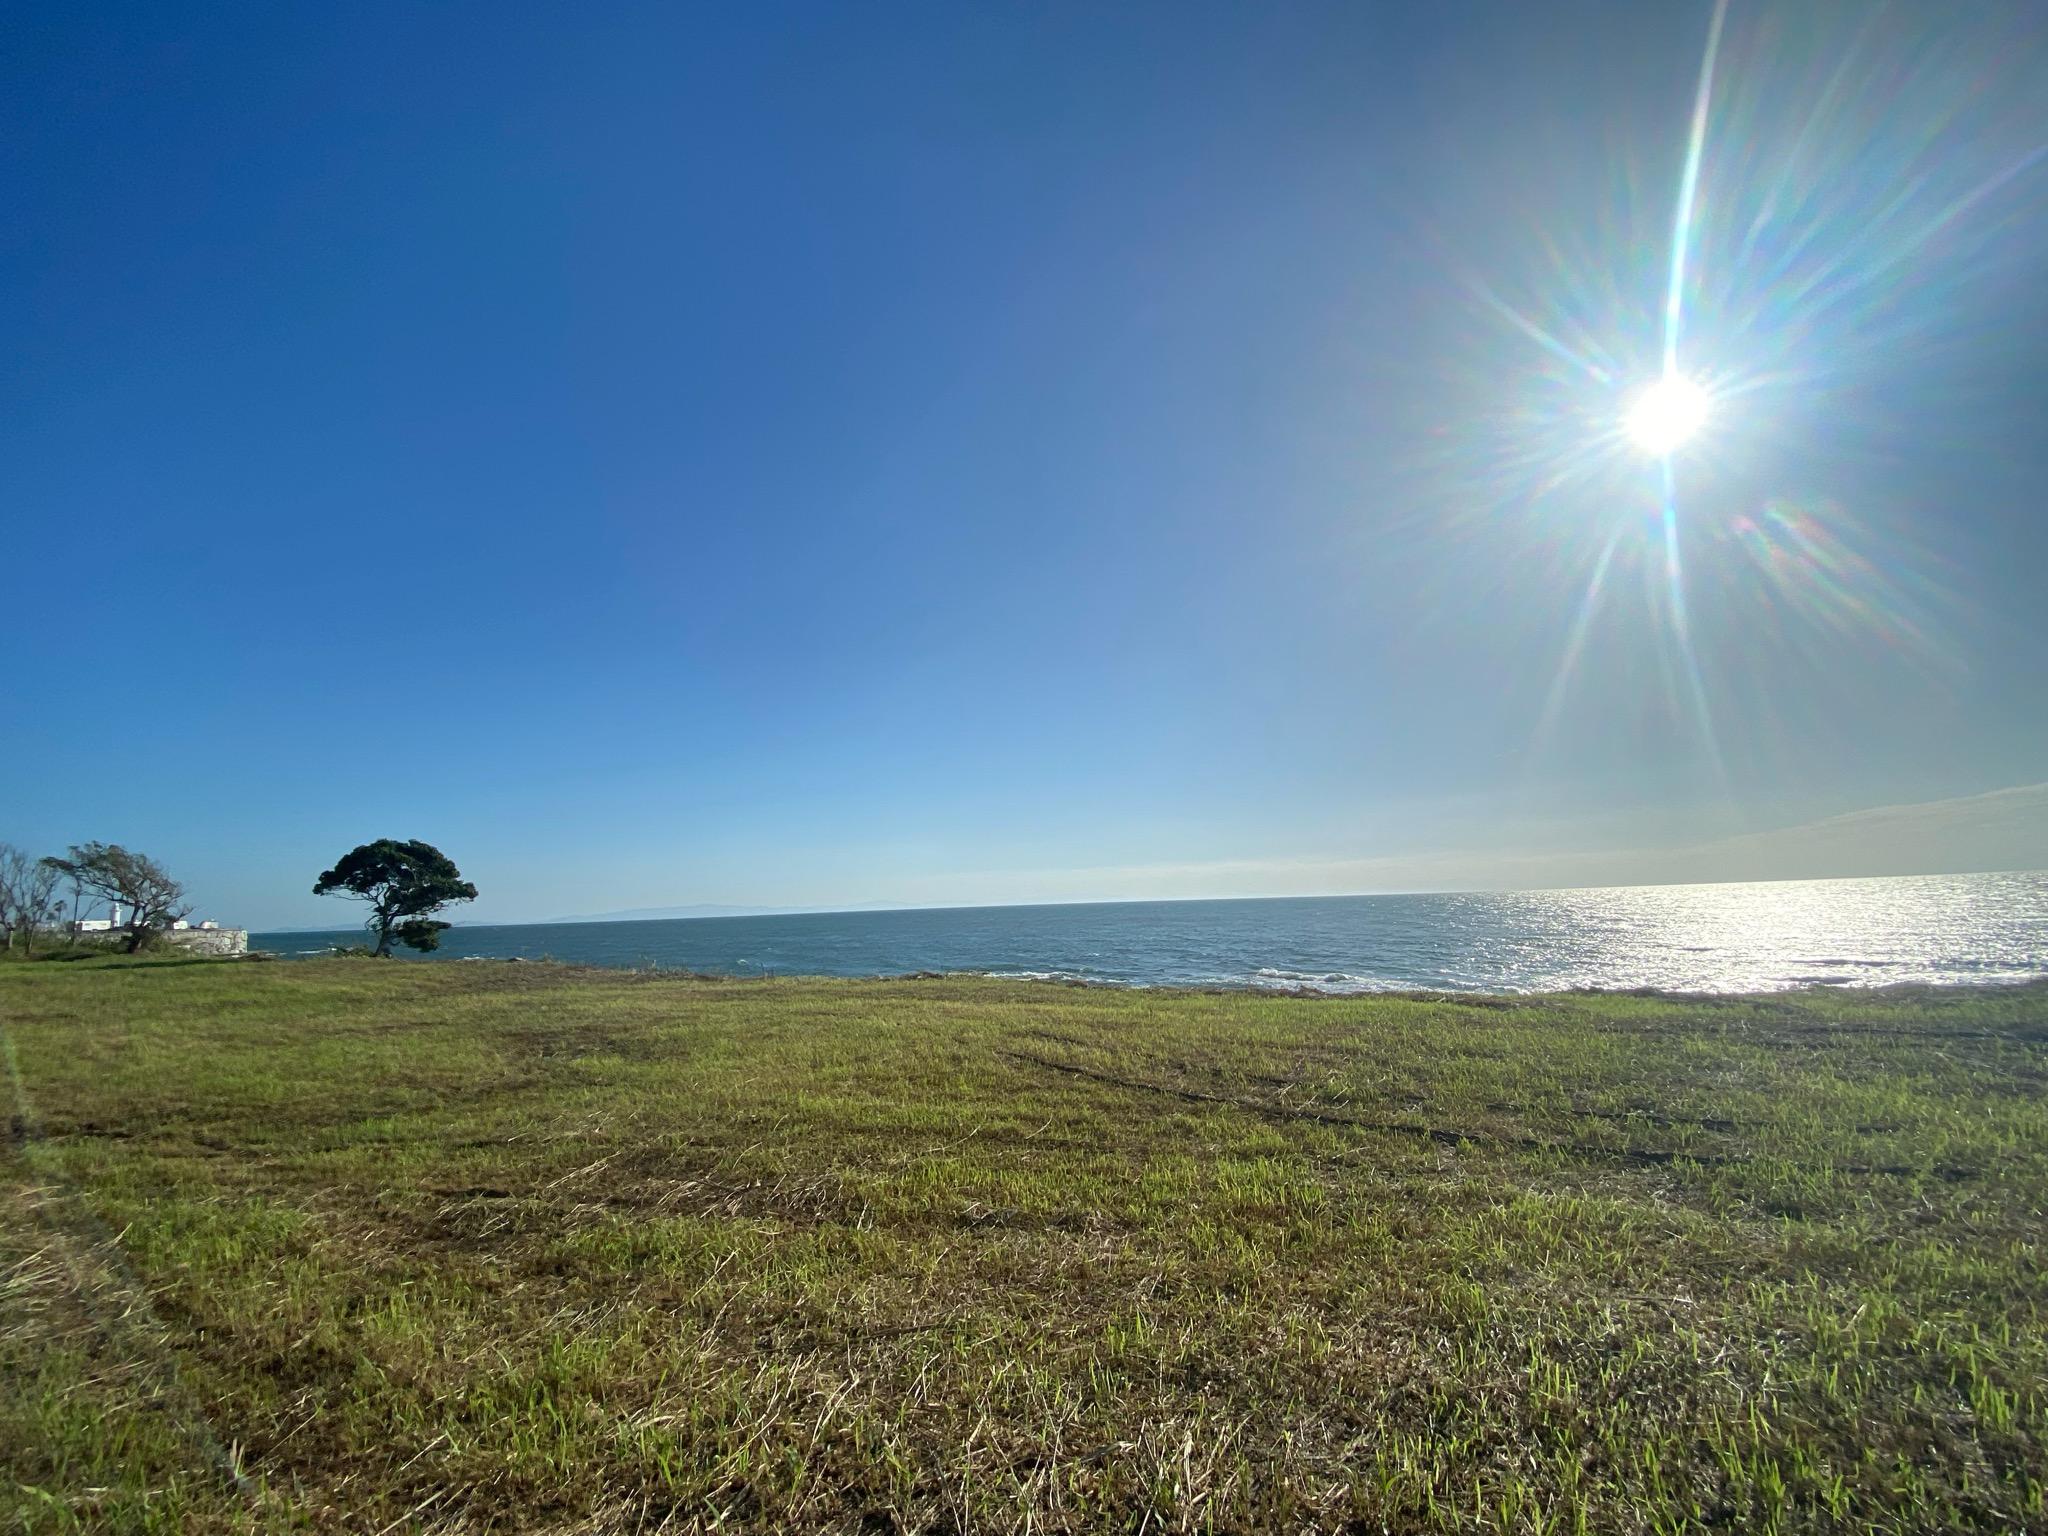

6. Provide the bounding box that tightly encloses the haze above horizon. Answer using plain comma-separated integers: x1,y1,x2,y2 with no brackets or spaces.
6,1,2046,930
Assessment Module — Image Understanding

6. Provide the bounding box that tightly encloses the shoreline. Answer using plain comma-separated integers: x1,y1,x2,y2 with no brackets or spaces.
218,946,2048,1002
240,944,2048,999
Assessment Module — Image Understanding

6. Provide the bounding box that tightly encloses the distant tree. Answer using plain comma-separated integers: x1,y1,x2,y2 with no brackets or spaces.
46,857,88,941
0,844,63,954
0,843,24,949
42,843,189,953
313,840,477,956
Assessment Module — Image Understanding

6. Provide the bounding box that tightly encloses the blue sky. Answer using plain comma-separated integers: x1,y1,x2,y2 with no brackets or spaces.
6,1,2046,928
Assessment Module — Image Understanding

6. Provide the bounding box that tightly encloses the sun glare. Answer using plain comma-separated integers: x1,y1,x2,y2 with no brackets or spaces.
1624,373,1710,455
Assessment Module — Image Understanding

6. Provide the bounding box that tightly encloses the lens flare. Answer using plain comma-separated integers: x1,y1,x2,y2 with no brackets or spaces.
1412,0,2031,797
1624,373,1710,454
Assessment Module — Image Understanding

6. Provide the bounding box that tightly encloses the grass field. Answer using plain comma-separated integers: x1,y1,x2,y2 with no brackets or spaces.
2,957,2044,1533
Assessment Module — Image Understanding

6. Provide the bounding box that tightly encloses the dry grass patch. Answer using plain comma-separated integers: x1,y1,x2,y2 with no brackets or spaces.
2,958,2044,1532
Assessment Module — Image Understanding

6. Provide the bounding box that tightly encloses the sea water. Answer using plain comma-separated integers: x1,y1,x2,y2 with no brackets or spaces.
253,871,2047,994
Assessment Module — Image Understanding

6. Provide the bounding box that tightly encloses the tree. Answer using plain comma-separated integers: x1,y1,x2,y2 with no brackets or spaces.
41,843,189,953
0,843,25,949
47,857,88,941
313,840,476,956
0,844,63,954
393,917,452,952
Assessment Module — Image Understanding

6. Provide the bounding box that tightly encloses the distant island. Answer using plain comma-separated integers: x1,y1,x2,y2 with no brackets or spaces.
547,903,818,924
545,901,918,924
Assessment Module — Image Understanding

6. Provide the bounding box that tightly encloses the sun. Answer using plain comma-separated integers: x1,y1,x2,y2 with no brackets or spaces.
1623,373,1710,455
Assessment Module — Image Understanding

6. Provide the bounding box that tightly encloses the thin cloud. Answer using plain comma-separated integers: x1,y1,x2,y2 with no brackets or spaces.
879,783,2048,907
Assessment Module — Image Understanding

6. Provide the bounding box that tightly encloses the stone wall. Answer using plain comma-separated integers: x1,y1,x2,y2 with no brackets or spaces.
166,927,249,956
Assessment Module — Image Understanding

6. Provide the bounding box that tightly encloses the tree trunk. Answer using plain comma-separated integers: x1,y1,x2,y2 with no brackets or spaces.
374,912,394,957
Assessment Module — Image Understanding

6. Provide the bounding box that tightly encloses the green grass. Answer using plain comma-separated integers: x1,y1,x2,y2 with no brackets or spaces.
3,957,2044,1533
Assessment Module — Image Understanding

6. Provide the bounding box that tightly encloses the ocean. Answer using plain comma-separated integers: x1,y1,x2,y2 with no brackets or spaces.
252,870,2047,994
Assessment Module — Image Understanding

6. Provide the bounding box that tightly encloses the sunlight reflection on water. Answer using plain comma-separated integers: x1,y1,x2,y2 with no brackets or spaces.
256,872,2047,995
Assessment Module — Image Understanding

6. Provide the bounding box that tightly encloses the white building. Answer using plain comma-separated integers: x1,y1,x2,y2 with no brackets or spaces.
66,904,227,938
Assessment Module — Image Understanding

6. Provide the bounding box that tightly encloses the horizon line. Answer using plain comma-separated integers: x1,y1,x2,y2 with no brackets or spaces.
250,864,2047,934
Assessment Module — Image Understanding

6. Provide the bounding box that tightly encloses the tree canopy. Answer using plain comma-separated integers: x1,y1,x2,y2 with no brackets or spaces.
314,840,477,956
41,842,189,952
0,844,64,954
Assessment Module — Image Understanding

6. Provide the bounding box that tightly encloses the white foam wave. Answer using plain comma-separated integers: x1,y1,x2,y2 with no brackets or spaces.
982,969,1131,986
1247,967,1405,993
